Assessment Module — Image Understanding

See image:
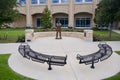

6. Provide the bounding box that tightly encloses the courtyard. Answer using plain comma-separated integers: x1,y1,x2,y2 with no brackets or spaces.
0,36,120,80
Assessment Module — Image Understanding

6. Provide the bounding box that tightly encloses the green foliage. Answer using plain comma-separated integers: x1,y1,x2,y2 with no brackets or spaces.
41,6,52,29
94,0,120,25
0,54,32,80
94,0,120,38
16,35,25,42
0,0,19,27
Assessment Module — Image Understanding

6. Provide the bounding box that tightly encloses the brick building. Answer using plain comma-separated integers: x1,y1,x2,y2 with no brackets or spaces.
13,0,101,28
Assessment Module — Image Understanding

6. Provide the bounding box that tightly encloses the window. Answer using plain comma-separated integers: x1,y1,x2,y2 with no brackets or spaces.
85,0,93,2
31,0,46,5
20,0,26,5
75,0,93,3
61,0,68,3
55,18,68,27
75,0,82,3
40,0,46,4
52,0,68,4
31,0,38,4
52,0,59,3
36,18,41,27
75,18,91,27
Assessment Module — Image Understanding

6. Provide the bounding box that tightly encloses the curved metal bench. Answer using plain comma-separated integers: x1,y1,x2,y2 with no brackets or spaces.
76,43,113,69
18,43,67,70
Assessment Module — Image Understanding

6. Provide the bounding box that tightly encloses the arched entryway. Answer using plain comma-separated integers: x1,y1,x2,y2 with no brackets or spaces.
52,13,68,27
32,13,43,28
13,14,26,27
74,12,93,28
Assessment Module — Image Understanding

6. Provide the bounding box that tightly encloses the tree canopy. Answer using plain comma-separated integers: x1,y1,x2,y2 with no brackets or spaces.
0,0,19,27
94,0,120,25
41,6,52,29
94,0,120,38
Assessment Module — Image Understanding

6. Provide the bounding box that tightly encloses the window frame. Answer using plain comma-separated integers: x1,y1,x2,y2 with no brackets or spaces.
75,0,93,4
55,18,68,27
75,17,91,27
52,0,69,4
31,0,38,5
31,0,46,5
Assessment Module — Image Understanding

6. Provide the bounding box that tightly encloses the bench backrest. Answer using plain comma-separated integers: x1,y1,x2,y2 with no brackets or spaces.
18,44,30,59
100,44,113,61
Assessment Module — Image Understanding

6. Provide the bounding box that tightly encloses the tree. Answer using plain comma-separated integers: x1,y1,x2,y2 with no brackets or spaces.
41,6,52,29
94,0,120,38
0,0,19,28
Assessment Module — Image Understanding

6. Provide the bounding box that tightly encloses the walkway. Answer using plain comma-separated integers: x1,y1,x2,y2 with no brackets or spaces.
113,30,120,34
0,37,120,80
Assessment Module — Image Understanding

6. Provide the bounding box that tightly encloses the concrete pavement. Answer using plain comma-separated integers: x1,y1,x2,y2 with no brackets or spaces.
0,37,120,80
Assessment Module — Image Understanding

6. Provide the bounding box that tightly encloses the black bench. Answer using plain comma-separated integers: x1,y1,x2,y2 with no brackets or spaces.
76,43,113,69
18,43,67,70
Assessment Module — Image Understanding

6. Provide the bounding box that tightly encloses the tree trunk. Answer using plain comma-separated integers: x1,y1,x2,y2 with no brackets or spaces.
109,22,113,39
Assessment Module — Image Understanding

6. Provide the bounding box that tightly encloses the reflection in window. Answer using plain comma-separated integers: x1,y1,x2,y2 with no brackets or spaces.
75,0,93,3
76,18,90,27
75,0,82,2
85,0,93,2
40,0,46,4
20,0,26,5
52,0,59,3
61,0,68,3
31,0,38,4
55,18,68,27
52,0,69,4
31,0,46,5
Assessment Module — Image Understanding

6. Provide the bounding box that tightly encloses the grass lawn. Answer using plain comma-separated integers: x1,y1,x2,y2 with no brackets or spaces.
94,30,120,41
115,51,120,55
0,54,32,80
0,28,25,43
104,51,120,80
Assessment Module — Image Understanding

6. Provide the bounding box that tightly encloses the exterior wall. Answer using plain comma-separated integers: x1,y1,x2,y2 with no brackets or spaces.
14,0,100,28
51,5,69,14
74,4,93,14
30,6,46,15
17,7,26,15
13,14,26,27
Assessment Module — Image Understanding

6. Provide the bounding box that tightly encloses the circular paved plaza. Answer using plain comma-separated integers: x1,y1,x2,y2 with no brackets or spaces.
8,37,120,80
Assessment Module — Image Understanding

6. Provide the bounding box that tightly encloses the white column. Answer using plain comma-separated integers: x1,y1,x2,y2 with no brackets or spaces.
47,0,51,10
26,0,32,27
69,0,74,27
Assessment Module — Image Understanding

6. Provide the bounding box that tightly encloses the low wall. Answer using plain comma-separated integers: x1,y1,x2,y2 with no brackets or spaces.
25,29,93,42
33,32,84,39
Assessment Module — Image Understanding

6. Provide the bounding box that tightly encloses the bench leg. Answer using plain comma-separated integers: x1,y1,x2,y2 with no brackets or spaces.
91,61,95,69
48,62,52,70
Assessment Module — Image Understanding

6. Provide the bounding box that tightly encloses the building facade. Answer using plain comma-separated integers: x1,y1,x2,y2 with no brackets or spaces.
13,0,100,28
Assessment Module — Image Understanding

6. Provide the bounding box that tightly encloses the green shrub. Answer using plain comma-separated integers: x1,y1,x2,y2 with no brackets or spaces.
93,34,101,41
92,27,99,31
16,35,25,42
